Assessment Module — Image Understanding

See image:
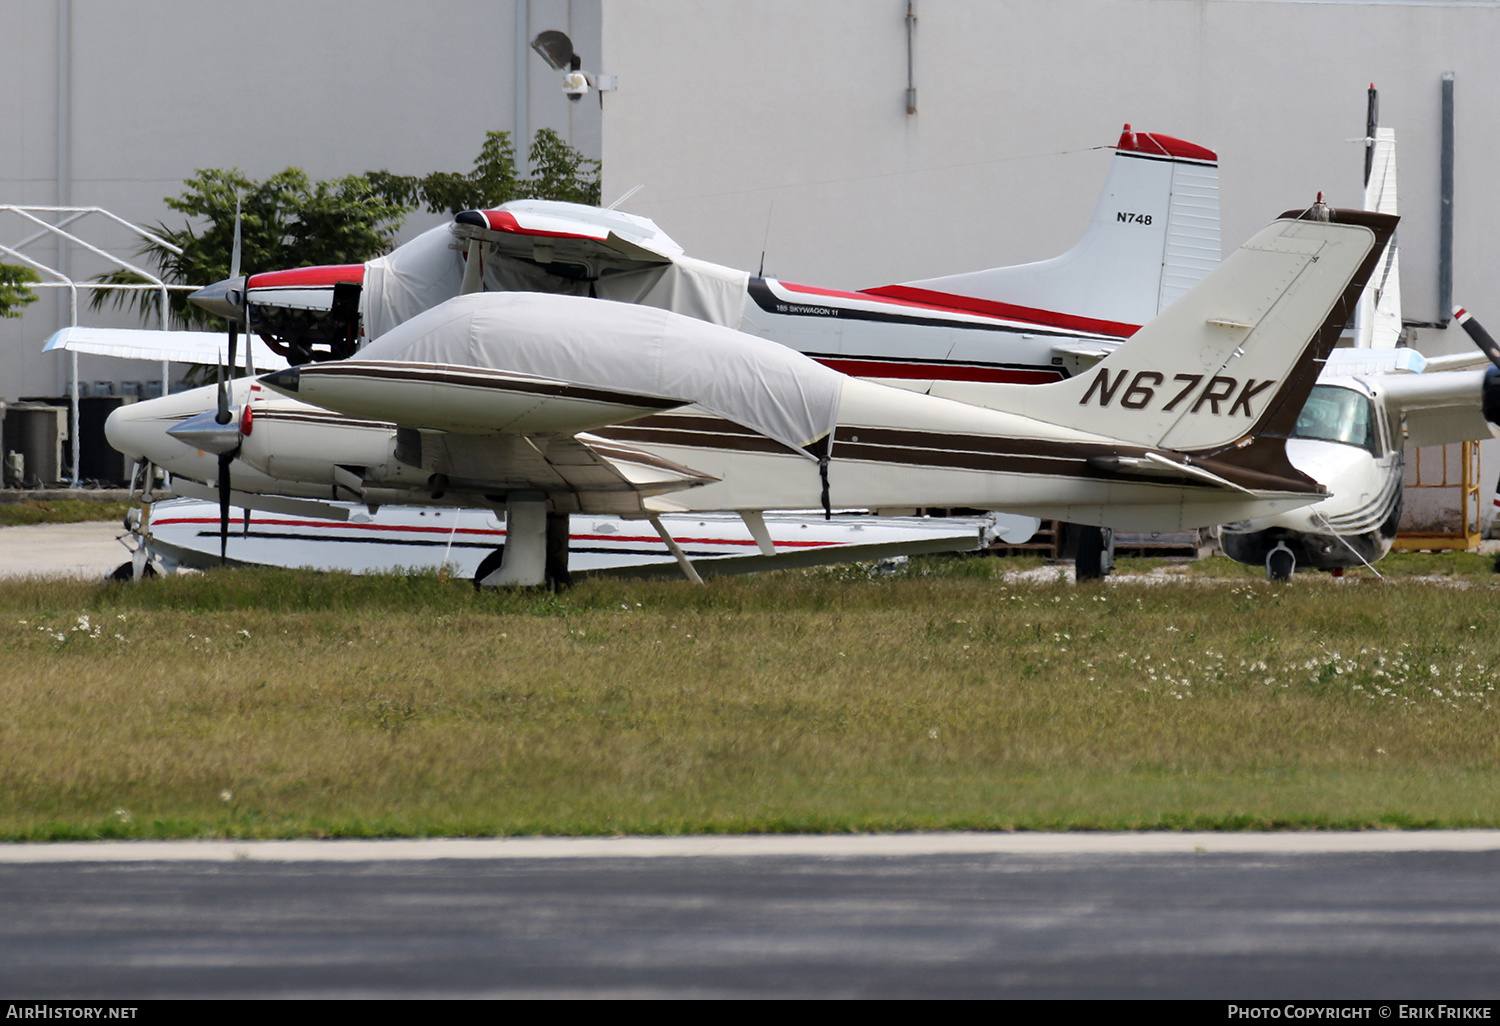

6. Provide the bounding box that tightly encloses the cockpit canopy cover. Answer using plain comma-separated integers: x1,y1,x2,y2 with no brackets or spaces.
361,201,749,341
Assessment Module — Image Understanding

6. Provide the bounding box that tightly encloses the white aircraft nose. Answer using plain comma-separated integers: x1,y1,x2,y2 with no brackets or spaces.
189,276,247,322
104,384,227,465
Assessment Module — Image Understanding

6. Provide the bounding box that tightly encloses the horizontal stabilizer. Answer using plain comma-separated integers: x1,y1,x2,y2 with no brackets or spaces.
1086,452,1256,494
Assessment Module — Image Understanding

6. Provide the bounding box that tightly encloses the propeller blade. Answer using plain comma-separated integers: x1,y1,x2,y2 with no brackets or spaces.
229,194,243,281
220,195,245,414
215,348,230,424
227,319,239,388
218,451,232,564
1455,306,1500,371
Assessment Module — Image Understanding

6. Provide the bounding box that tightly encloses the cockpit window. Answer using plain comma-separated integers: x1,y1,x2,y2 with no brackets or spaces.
1292,384,1377,453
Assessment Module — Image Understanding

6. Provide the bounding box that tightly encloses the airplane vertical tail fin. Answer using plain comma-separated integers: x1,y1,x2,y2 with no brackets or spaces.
1355,126,1403,349
863,125,1220,335
929,208,1397,481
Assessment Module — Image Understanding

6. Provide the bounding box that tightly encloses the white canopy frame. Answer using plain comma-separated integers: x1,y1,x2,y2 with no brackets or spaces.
1,206,201,486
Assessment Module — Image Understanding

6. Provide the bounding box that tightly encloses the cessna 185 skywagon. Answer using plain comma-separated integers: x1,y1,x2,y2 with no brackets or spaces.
107,205,1393,587
180,125,1218,384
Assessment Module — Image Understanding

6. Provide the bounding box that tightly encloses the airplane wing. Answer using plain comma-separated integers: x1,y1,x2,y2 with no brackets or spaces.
1421,351,1496,374
269,291,842,454
260,291,844,515
1380,368,1500,447
453,199,685,268
44,325,290,371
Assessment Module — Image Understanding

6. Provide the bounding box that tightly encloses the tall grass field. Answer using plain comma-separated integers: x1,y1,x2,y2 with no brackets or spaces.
0,554,1496,840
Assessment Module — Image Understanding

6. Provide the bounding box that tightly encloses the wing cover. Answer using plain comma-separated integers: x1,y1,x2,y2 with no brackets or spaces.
355,292,844,456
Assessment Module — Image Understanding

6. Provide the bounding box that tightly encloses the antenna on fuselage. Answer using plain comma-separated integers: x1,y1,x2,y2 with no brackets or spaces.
605,184,643,210
757,198,775,278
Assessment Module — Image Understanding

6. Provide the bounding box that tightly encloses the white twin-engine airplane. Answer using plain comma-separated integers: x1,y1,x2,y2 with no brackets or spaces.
106,206,1395,587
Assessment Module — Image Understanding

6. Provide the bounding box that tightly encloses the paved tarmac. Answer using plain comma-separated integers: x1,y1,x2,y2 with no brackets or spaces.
0,521,125,580
2,842,1498,998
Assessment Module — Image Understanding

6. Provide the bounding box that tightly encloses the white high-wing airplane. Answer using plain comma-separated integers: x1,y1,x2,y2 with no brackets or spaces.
174,125,1219,386
1217,125,1500,579
107,205,1395,587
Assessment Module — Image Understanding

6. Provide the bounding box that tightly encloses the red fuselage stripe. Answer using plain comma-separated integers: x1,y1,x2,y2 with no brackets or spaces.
858,284,1141,339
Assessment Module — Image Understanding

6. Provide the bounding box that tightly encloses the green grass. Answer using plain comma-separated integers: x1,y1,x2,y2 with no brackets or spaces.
0,500,131,527
1,556,1497,839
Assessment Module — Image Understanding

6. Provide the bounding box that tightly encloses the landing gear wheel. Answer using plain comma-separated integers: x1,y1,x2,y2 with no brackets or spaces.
109,561,157,583
1266,545,1296,583
545,556,572,592
473,546,505,591
1075,526,1110,581
545,511,571,591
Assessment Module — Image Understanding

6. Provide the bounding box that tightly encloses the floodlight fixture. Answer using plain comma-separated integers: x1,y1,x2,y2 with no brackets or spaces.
531,30,580,72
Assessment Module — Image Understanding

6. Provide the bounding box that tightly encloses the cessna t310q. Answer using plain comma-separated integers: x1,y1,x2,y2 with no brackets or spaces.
107,206,1394,587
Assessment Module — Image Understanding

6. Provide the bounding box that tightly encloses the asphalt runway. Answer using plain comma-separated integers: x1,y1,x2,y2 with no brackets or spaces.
3,836,1500,999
